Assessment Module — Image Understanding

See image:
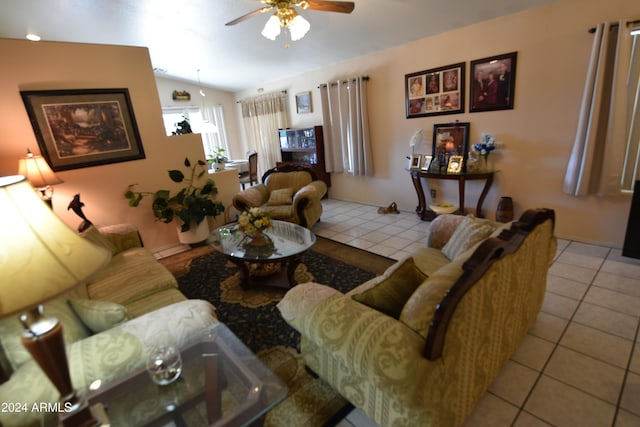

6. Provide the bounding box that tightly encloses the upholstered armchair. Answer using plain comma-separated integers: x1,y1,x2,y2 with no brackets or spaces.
232,165,327,229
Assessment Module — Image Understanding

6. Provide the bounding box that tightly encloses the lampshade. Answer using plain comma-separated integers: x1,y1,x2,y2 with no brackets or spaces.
18,149,63,188
289,15,310,41
262,14,281,40
0,175,111,317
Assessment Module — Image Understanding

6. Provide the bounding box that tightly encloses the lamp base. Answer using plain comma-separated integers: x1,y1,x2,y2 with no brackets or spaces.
20,310,98,427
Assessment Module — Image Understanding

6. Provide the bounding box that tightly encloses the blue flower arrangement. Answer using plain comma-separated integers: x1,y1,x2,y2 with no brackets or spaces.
473,134,497,156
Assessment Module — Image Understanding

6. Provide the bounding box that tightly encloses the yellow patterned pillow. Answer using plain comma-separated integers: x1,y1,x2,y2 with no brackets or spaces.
267,188,294,206
69,299,129,333
441,216,495,260
352,257,427,319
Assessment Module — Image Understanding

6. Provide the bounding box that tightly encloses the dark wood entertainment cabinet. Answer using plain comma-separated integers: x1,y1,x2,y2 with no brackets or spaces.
276,125,331,187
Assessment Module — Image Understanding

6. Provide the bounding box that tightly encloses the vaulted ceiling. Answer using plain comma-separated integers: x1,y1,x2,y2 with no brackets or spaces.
0,0,554,92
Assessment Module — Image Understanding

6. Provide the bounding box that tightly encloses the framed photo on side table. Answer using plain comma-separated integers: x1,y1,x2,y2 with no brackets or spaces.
431,122,470,172
469,51,517,113
405,62,466,118
409,154,422,170
447,155,464,173
20,88,145,171
421,155,433,171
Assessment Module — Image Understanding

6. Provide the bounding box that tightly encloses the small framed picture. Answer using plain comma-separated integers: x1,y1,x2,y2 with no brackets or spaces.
409,154,422,170
447,155,464,174
295,91,312,113
421,155,433,171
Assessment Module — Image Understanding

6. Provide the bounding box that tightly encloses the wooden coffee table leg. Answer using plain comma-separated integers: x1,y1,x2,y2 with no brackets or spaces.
228,258,251,286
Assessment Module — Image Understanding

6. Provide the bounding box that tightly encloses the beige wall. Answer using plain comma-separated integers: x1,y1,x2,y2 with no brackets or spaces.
234,0,640,248
0,39,230,251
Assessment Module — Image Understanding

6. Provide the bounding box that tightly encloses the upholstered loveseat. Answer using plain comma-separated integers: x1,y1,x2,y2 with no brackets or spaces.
232,165,327,229
0,224,218,427
278,209,556,427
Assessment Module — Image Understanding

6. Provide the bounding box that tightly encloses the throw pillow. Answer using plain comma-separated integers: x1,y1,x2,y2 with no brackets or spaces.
441,216,495,261
81,226,118,255
352,257,427,319
69,299,129,333
267,188,294,206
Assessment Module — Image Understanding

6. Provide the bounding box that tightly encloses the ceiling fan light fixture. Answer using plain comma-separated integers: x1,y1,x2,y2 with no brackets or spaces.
289,14,310,41
262,14,281,40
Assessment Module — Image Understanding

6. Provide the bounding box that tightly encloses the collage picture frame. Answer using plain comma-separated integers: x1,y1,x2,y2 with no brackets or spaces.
405,62,466,118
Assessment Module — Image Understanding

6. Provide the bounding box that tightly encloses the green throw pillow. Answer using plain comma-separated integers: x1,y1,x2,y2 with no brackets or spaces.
441,215,495,261
267,188,294,206
69,299,129,333
352,257,427,319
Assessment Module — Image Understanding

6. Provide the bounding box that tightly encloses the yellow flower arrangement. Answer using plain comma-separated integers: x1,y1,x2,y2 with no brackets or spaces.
237,208,272,235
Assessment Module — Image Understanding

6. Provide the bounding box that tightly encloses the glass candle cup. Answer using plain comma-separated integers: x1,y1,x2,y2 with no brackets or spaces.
146,346,182,385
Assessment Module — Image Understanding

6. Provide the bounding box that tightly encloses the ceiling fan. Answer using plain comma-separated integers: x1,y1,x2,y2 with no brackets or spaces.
226,1,355,41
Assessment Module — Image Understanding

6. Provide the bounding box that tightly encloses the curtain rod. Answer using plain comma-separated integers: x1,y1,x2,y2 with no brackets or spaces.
317,75,370,89
588,19,640,33
236,90,287,104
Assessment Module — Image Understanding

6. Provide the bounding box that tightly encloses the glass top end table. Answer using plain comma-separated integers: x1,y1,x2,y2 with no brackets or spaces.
87,323,287,426
209,220,316,289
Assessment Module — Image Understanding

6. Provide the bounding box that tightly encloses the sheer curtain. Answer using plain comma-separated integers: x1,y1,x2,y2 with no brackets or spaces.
319,76,373,176
563,21,632,196
241,92,289,174
201,104,230,157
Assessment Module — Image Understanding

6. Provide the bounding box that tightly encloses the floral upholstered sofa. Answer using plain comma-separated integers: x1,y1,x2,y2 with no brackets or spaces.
0,224,218,427
278,209,556,427
232,165,327,229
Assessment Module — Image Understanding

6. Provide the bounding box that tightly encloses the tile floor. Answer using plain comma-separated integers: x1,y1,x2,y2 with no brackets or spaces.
313,199,640,427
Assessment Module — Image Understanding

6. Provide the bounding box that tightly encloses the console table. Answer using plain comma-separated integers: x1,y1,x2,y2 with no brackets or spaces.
410,170,495,220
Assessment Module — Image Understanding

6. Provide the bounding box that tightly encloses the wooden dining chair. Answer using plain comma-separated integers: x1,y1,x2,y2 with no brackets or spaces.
239,150,258,189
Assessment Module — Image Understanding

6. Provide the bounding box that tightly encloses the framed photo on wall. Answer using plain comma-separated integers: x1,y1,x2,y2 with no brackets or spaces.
20,88,145,171
469,51,517,113
295,91,312,113
405,62,465,118
430,122,470,172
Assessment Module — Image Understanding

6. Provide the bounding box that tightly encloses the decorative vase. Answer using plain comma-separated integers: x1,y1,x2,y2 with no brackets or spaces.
248,229,270,247
176,219,209,245
481,155,489,171
243,229,275,258
496,196,514,222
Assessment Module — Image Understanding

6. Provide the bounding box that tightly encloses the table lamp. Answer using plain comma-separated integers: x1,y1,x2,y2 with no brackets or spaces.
0,175,111,426
18,149,63,208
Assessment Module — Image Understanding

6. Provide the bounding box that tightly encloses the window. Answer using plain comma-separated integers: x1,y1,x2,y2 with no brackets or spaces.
162,105,230,160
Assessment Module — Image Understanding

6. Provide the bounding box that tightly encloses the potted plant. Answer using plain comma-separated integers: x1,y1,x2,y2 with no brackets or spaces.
207,147,227,171
125,157,224,243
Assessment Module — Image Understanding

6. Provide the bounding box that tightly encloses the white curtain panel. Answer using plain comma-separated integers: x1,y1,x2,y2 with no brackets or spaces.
201,105,230,157
320,77,374,176
563,21,631,196
621,35,640,191
241,93,289,174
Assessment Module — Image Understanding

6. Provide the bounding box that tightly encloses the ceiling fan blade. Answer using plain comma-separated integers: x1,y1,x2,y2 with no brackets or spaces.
300,1,355,14
225,6,273,26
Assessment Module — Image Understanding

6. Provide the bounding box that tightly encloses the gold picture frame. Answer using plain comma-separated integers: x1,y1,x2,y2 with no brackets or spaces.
447,155,464,174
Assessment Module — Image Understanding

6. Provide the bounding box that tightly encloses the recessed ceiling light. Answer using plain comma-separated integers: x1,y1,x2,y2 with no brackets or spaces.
26,33,41,41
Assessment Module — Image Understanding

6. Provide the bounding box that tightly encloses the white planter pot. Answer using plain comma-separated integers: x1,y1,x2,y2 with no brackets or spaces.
176,219,210,245
214,162,225,171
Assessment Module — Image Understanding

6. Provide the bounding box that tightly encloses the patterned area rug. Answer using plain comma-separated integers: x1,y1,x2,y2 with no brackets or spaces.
164,237,395,426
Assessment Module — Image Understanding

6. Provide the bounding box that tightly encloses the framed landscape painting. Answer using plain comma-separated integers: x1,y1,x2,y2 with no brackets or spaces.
20,88,145,171
469,51,517,112
405,62,465,118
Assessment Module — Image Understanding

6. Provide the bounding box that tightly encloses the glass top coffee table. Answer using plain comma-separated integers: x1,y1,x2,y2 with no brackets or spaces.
86,322,287,426
209,220,316,289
